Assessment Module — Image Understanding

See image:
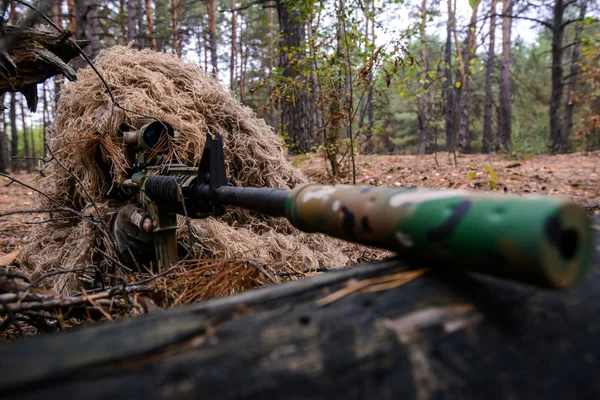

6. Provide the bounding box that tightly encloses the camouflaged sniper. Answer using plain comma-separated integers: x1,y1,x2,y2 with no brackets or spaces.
285,184,593,290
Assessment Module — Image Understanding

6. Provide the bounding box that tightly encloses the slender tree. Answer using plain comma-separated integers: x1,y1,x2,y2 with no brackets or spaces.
128,0,137,45
561,0,588,152
306,17,322,142
498,0,512,151
9,93,18,172
0,94,8,173
207,0,218,74
417,0,428,154
51,1,64,106
456,1,479,153
444,0,456,151
276,0,312,153
145,0,157,50
19,97,31,173
230,0,237,92
42,82,48,157
75,0,101,60
119,0,128,44
549,0,565,154
366,0,374,152
482,0,497,153
268,6,276,128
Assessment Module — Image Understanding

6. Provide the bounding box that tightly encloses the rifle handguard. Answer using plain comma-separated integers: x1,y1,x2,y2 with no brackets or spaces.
284,184,593,290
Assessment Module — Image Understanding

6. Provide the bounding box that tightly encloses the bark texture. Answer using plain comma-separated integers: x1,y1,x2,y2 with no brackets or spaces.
277,0,312,154
0,93,8,172
456,3,478,154
74,0,100,60
498,0,512,151
482,0,497,153
417,0,428,154
444,0,455,152
230,0,237,92
127,0,137,46
0,25,89,112
549,0,565,154
9,93,17,171
207,0,218,75
145,0,157,50
560,0,587,153
19,97,30,173
0,223,599,399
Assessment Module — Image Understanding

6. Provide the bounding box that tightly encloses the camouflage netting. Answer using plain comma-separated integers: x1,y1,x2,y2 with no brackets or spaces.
19,46,351,295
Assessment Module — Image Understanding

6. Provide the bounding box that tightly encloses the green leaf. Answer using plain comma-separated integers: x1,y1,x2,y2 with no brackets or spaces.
469,0,481,9
455,81,462,88
466,171,477,179
483,165,498,178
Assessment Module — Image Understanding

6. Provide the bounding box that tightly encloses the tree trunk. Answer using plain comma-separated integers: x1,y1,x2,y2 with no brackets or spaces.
560,0,587,154
119,0,127,45
2,227,600,399
207,0,218,76
230,0,236,92
66,0,78,69
9,93,18,172
367,0,374,152
339,3,351,153
239,17,246,103
0,93,8,173
51,1,64,107
549,0,566,154
498,0,512,151
307,21,322,143
42,82,48,157
128,0,137,46
145,0,157,50
482,0,497,153
66,0,77,37
268,6,276,128
75,0,101,61
456,3,478,154
276,0,312,154
19,98,31,173
417,0,428,155
444,0,455,152
136,0,145,49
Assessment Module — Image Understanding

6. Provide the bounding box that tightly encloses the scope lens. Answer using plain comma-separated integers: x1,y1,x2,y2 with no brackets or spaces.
141,121,174,151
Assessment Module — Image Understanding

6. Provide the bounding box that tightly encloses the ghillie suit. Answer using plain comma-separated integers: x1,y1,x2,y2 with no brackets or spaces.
19,46,350,295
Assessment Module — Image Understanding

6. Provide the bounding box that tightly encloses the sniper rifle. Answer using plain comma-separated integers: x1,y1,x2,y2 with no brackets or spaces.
120,119,593,290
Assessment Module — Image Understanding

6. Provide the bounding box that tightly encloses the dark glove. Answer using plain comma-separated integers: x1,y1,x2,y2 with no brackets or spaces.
112,204,155,270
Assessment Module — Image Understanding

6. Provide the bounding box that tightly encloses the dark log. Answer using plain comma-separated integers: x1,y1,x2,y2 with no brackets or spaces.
0,25,89,111
0,218,599,399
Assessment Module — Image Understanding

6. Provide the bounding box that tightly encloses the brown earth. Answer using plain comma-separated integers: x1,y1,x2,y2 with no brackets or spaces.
0,174,38,257
298,152,600,205
2,152,599,258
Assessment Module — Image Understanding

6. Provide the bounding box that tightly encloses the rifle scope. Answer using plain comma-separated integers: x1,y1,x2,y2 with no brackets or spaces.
124,121,175,153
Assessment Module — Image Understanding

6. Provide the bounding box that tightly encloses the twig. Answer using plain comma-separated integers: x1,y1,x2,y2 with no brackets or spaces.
0,269,30,282
0,284,154,314
29,266,101,287
0,172,97,226
44,145,116,245
95,248,133,274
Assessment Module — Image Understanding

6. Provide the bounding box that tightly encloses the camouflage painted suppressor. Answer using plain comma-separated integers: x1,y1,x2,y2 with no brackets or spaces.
205,183,593,290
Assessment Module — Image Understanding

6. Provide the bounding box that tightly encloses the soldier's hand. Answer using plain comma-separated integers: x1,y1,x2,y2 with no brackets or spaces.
112,204,155,268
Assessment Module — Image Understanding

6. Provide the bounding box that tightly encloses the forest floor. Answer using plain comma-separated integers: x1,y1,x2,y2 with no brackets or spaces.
0,174,36,260
1,152,600,259
298,151,600,205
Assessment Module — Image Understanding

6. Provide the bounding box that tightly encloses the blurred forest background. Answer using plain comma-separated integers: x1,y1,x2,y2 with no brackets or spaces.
0,0,598,177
